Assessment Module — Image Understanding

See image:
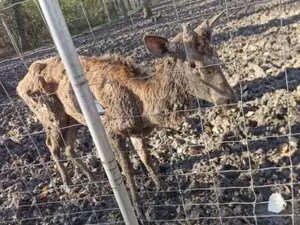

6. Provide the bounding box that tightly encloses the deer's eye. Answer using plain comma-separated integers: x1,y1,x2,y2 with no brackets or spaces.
189,62,196,69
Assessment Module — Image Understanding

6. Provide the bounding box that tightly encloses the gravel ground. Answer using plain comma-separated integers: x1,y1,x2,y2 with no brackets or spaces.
1,0,300,224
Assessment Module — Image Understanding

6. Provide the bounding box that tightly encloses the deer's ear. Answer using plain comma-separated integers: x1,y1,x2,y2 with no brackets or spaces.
143,36,170,58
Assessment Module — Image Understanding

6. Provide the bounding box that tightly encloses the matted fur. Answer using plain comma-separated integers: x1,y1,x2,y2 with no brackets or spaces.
16,15,237,219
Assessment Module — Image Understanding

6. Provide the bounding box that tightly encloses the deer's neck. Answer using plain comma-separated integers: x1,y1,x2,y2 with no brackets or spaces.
134,58,194,117
153,58,188,95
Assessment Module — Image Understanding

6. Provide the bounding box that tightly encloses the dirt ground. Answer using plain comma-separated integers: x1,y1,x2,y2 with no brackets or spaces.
1,0,300,224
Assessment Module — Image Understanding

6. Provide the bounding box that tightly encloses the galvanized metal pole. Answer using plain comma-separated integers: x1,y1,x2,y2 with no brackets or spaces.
37,1,139,225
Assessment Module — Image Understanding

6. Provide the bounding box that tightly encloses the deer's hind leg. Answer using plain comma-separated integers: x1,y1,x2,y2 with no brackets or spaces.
45,128,72,187
19,90,73,187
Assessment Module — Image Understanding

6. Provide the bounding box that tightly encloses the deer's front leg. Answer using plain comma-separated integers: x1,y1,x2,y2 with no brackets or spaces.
109,134,145,221
130,137,165,191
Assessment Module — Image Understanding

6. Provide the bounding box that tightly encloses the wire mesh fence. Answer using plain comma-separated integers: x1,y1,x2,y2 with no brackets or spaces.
0,0,126,61
1,0,300,224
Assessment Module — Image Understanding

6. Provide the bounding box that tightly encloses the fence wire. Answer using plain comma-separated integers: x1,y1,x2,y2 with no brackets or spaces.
0,0,300,224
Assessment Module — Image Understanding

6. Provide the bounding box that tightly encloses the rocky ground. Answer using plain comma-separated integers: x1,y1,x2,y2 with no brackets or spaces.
1,0,300,224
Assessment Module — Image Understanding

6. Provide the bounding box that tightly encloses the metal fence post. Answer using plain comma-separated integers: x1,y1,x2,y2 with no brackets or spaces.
99,0,112,22
79,1,96,41
37,1,139,225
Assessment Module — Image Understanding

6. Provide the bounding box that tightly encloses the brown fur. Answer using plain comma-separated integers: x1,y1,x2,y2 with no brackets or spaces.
17,16,237,220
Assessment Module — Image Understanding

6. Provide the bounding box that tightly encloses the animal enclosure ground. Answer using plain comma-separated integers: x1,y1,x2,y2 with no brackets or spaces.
1,0,300,224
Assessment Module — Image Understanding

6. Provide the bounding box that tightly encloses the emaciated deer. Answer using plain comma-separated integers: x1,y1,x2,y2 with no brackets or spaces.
17,12,237,219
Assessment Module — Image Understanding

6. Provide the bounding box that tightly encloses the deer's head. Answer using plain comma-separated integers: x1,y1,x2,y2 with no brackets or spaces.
143,12,237,107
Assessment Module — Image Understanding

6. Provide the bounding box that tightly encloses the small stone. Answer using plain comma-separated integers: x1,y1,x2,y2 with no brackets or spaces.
279,127,287,134
174,134,181,139
289,137,299,147
245,111,254,117
248,63,266,77
182,122,189,128
168,135,175,140
222,117,230,127
293,58,300,68
248,45,258,52
280,143,289,155
212,126,220,134
280,142,298,158
290,98,297,107
177,147,184,154
254,148,263,154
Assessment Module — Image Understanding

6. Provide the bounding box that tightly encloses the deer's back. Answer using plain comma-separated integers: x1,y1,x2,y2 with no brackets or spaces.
17,56,150,135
